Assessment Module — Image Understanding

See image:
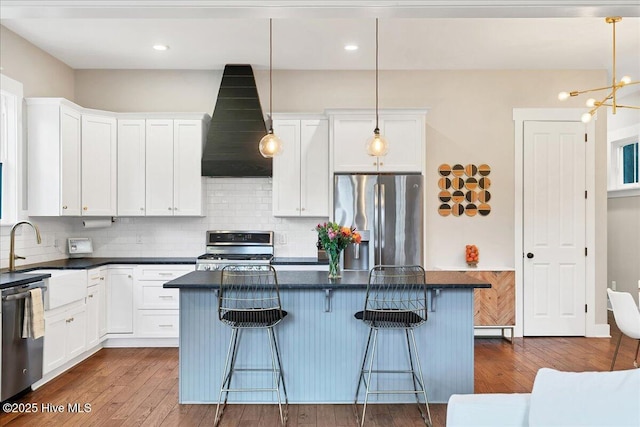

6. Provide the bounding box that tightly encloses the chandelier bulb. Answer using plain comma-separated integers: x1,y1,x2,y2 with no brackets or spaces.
585,98,596,108
558,91,570,101
620,76,632,85
581,112,593,123
259,131,283,158
366,130,389,157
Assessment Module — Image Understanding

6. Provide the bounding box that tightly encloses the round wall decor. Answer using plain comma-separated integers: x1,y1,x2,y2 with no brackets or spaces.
437,163,492,217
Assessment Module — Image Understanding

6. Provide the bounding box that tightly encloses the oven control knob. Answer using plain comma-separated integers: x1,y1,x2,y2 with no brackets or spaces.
202,265,211,271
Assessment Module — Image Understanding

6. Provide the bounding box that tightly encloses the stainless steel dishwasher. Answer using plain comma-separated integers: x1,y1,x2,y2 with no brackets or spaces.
1,281,46,402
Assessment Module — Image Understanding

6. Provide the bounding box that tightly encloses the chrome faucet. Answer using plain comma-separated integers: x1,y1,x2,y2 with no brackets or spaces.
9,221,42,272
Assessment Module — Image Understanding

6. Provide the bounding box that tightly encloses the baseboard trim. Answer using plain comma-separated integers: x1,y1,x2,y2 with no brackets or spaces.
590,323,611,338
103,337,178,348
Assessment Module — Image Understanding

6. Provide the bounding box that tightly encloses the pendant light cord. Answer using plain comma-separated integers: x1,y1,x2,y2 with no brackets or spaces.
269,18,274,133
375,18,379,132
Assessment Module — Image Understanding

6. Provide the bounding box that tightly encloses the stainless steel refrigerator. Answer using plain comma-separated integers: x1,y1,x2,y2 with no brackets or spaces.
334,173,424,269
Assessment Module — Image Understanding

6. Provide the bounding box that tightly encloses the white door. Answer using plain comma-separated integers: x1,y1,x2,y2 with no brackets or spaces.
173,120,203,216
523,121,586,336
332,116,377,172
86,286,99,348
107,268,134,334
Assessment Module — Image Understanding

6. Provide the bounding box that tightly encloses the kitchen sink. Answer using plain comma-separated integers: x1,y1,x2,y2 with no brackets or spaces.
29,269,87,310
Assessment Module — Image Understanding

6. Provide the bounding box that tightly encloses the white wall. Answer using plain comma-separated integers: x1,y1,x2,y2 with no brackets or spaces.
607,90,640,304
75,68,608,270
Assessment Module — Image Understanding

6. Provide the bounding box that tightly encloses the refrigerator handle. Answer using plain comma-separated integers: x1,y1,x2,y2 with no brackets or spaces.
380,183,385,262
374,183,379,265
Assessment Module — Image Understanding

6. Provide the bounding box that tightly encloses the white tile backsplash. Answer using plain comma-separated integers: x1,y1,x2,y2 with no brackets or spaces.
0,178,328,266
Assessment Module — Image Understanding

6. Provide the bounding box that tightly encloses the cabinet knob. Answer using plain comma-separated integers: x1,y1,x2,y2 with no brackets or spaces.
83,206,88,211
174,207,178,211
63,205,68,210
140,207,144,211
168,207,172,210
379,162,384,166
88,294,94,298
128,275,132,278
373,162,377,166
301,208,306,211
100,277,105,280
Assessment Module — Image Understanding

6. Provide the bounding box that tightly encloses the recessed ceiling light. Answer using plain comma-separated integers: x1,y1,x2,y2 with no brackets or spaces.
153,44,169,51
344,44,359,51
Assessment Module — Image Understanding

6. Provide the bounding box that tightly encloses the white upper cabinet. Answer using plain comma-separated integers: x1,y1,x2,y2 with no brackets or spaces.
117,119,146,216
173,120,204,216
59,106,82,216
330,110,426,173
27,98,115,216
273,117,329,217
81,114,117,216
145,119,203,216
146,119,175,216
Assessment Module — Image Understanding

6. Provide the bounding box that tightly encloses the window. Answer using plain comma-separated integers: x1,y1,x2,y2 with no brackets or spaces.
609,133,640,197
621,141,639,185
0,74,23,225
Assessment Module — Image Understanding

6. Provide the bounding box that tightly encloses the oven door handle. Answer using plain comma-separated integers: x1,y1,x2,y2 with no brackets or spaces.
2,286,47,302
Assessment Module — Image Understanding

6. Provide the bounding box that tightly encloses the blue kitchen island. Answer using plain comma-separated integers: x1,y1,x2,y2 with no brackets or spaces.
164,270,490,404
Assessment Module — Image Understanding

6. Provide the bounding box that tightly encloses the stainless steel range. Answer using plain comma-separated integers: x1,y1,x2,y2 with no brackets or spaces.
195,231,274,271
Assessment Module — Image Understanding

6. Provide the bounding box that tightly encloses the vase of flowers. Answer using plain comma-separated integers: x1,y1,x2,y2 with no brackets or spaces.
315,222,361,279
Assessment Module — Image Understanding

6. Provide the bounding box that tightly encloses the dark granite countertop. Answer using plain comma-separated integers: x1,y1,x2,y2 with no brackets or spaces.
3,257,197,273
1,272,52,289
163,270,491,290
271,257,328,265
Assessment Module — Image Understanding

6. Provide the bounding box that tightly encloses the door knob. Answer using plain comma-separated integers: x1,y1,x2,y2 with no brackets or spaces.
526,253,534,259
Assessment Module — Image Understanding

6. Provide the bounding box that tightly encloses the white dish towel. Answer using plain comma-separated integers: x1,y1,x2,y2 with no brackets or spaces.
23,288,45,339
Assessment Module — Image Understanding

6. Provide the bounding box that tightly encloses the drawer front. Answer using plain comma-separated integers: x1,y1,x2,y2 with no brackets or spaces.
140,285,179,309
136,310,179,337
134,265,194,281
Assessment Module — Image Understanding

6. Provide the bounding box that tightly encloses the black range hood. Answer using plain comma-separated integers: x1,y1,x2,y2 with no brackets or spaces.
202,64,271,177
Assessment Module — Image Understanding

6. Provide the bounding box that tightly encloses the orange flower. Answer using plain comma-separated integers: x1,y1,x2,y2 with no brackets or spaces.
340,226,351,236
353,232,362,244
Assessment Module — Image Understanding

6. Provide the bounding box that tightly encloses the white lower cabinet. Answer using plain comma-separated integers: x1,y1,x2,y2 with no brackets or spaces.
86,267,107,347
136,310,180,337
43,301,87,374
133,264,193,338
107,266,134,334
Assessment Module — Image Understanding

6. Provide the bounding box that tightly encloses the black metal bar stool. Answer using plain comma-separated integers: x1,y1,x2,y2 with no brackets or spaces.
214,265,288,426
353,265,432,427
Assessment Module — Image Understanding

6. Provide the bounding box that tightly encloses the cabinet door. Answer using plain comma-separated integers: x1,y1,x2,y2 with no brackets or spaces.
107,268,134,334
146,120,175,215
300,119,329,216
379,116,424,172
98,280,107,338
272,120,302,216
81,114,117,216
60,105,82,216
66,305,87,359
117,119,146,216
332,116,377,172
86,285,99,349
43,311,67,374
173,120,203,216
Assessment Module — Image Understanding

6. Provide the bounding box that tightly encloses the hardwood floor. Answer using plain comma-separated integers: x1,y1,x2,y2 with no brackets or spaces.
2,313,638,427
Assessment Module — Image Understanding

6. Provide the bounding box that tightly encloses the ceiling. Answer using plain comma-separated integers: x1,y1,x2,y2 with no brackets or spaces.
1,1,639,79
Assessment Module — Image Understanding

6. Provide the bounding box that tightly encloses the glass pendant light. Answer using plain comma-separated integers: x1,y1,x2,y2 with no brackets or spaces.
259,18,282,158
366,18,388,157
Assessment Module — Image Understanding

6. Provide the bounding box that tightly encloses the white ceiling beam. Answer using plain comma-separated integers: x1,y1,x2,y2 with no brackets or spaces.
2,1,639,19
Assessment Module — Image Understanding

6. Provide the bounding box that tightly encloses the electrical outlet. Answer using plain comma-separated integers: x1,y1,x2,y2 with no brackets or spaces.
53,238,59,248
278,233,287,245
612,280,616,291
136,234,143,244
